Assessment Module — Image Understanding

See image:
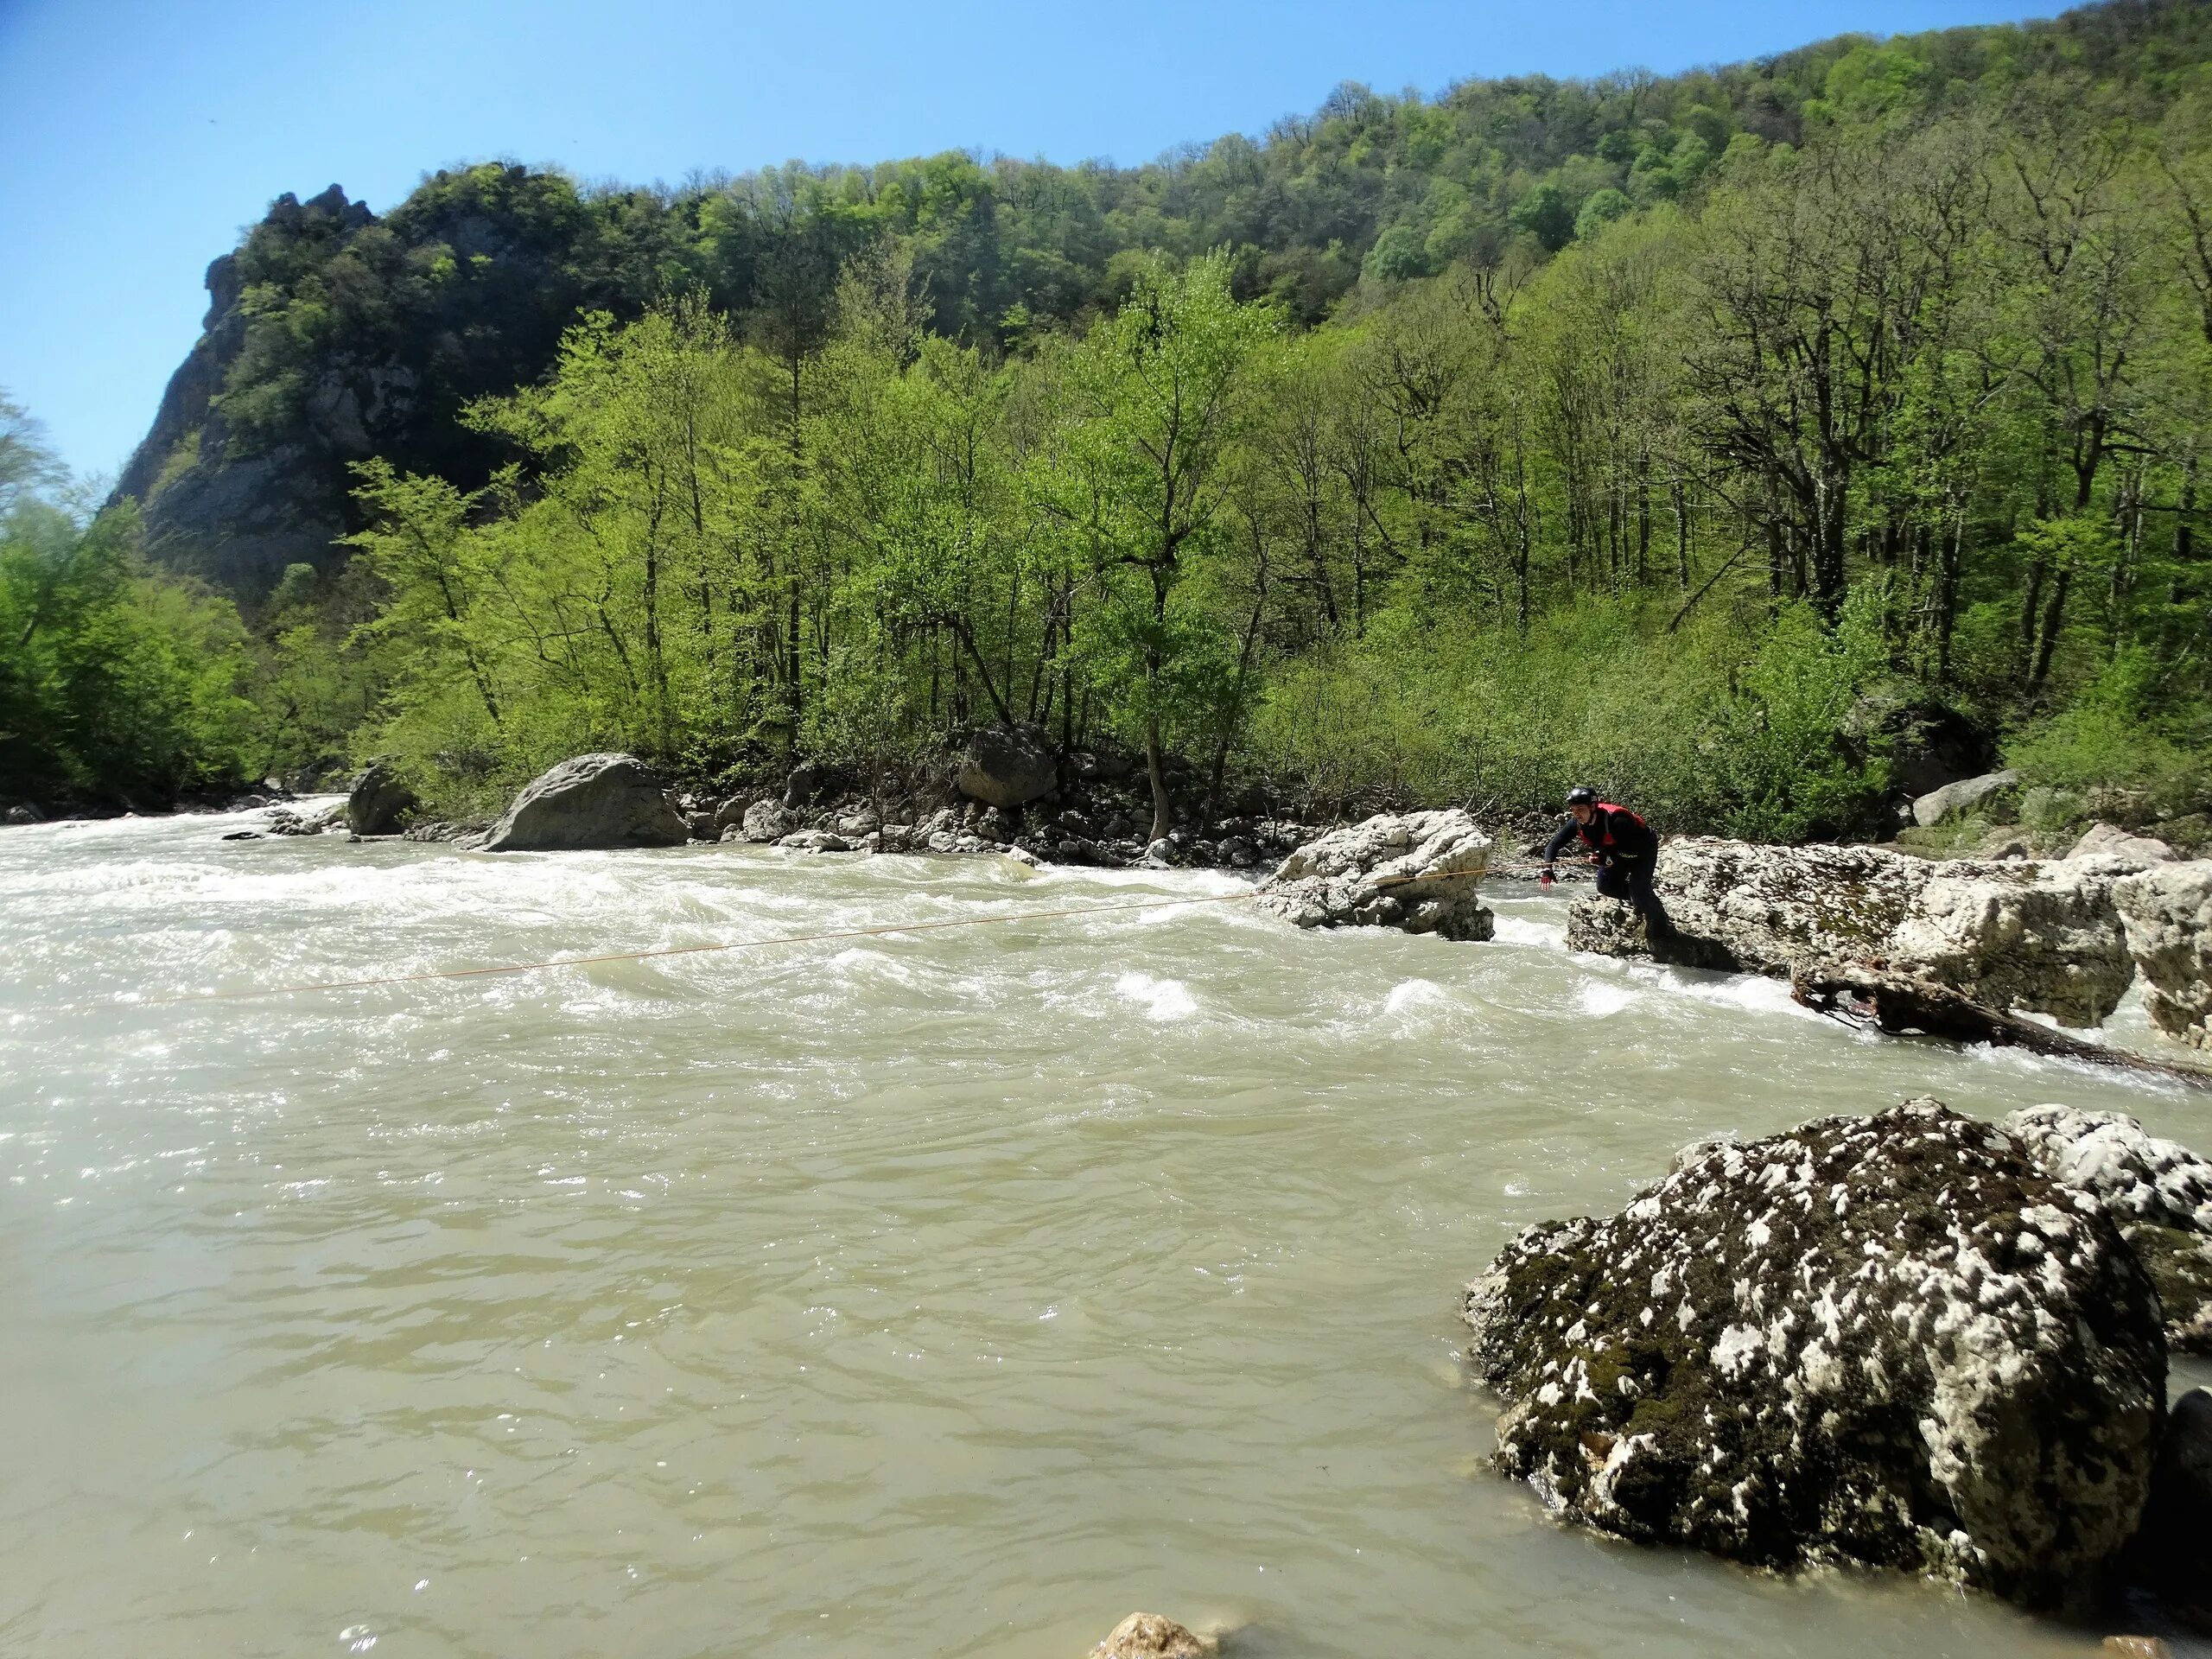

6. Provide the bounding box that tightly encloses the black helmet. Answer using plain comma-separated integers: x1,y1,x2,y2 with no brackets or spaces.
1566,785,1599,807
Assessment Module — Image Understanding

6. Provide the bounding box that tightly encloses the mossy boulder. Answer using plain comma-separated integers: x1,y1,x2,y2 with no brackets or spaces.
1461,1100,2165,1611
2005,1105,2212,1352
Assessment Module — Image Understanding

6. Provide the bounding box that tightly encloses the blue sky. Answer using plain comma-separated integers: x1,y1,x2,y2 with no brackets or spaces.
2,0,2057,482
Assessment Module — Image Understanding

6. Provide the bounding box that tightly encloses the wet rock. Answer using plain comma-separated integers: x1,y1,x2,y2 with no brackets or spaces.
1567,839,2136,1027
404,818,490,844
2111,862,2212,1048
2125,1388,2212,1630
2103,1638,2173,1658
1087,1611,1218,1658
2071,823,2179,866
480,753,688,853
1220,836,1258,868
777,829,851,853
1257,810,1493,941
345,761,417,836
741,799,802,844
2005,1105,2212,1352
957,722,1058,810
834,809,880,838
221,829,262,841
684,810,717,841
1460,1099,2164,1609
1913,769,2022,828
3,804,41,825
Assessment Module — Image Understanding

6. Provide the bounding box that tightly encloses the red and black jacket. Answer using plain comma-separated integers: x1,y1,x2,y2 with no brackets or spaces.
1543,803,1656,866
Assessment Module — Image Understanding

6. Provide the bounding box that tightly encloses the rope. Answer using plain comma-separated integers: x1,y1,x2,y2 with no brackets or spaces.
21,862,1548,1017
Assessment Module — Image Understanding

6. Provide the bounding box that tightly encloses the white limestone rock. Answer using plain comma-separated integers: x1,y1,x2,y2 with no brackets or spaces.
2111,861,2212,1048
2004,1104,2212,1351
1257,810,1494,941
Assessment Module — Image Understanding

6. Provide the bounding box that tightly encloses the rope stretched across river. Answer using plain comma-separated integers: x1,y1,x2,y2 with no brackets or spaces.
31,861,1554,1016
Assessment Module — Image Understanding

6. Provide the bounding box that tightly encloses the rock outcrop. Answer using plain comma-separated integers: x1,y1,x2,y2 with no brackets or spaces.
957,723,1058,809
344,762,417,836
2005,1105,2212,1351
1567,839,2137,1027
2112,862,2212,1048
1461,1099,2165,1609
1257,810,1494,941
1087,1612,1218,1659
480,753,688,852
1913,768,2021,828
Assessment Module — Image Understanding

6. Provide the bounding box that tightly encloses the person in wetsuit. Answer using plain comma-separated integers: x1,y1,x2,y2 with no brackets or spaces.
1541,786,1669,931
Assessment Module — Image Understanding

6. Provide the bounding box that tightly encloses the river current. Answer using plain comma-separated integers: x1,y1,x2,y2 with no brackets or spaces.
3,804,2207,1659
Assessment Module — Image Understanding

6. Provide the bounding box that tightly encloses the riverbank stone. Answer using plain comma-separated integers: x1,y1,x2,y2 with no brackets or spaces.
957,722,1058,809
2070,823,2180,866
1257,810,1493,941
1914,769,2022,828
1460,1098,2166,1609
2112,862,2212,1048
2005,1104,2212,1352
1566,838,2137,1027
480,753,687,852
345,761,417,836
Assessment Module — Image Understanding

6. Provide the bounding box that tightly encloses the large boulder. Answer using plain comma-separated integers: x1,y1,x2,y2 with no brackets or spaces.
1257,810,1493,941
1461,1099,2165,1610
1565,839,2136,1027
2069,823,2179,866
2004,1105,2212,1352
957,723,1057,809
740,798,802,843
480,753,687,853
344,761,417,836
2112,862,2212,1048
1913,768,2022,828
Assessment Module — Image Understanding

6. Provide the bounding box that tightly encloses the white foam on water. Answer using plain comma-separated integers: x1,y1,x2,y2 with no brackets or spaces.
1383,978,1449,1015
1113,970,1198,1022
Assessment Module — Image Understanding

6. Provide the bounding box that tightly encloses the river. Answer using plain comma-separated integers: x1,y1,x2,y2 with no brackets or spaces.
2,804,2206,1658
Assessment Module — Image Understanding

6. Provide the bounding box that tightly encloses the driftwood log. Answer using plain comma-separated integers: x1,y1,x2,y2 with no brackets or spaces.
1789,959,2212,1093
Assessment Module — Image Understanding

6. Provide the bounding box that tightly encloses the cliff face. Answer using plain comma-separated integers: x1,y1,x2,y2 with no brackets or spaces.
111,169,606,597
114,186,380,595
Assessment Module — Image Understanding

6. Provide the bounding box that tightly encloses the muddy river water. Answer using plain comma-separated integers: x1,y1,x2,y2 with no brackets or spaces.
3,804,2207,1658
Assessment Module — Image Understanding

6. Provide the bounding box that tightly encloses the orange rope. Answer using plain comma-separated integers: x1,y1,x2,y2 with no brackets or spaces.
19,863,1548,1018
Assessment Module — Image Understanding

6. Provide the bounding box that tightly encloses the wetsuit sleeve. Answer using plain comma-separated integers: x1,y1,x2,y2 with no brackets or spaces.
1541,821,1579,862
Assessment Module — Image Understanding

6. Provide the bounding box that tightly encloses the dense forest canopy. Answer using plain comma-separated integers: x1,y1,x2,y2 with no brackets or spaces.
8,0,2209,843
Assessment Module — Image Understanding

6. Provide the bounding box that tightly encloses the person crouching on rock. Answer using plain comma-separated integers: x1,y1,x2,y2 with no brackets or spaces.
1542,787,1669,933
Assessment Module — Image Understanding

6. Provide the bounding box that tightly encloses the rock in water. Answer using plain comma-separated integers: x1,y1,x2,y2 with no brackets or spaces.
345,761,417,836
1087,1612,1218,1658
957,723,1058,810
2005,1105,2212,1352
2126,1387,2212,1628
1257,810,1494,941
1460,1099,2164,1609
1566,839,2136,1027
480,753,687,853
2112,862,2212,1048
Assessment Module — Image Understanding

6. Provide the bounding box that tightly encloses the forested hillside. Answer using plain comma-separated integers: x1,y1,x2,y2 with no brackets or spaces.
33,0,2212,837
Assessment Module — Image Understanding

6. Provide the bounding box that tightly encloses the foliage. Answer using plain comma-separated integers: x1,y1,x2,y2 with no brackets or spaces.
71,2,2212,837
